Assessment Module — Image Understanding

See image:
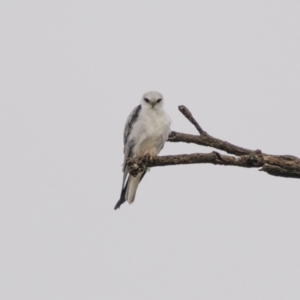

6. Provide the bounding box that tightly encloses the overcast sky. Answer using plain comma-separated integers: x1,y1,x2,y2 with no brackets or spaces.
1,1,300,299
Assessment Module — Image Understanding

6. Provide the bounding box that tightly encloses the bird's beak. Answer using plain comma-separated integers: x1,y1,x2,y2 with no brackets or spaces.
151,103,155,108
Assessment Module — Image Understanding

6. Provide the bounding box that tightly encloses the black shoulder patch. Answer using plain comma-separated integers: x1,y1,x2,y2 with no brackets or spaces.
124,105,141,145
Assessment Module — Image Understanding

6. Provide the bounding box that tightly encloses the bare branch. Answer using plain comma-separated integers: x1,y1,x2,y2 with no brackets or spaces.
178,105,205,135
168,131,253,156
126,105,300,180
127,152,264,177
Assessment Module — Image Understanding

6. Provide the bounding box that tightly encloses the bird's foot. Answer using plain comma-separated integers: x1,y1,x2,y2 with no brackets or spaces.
144,153,154,162
143,153,155,168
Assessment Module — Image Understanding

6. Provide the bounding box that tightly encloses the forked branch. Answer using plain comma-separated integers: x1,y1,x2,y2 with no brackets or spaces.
127,106,300,179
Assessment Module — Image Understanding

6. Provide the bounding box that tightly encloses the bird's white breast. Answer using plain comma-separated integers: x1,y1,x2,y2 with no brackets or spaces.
131,107,171,157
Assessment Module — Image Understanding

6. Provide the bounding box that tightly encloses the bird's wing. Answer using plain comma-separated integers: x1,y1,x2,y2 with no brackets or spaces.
122,104,141,184
115,105,142,210
123,105,141,150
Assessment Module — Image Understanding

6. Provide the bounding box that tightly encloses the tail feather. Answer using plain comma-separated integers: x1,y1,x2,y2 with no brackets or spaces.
114,180,128,210
114,171,147,210
126,174,142,204
114,192,126,210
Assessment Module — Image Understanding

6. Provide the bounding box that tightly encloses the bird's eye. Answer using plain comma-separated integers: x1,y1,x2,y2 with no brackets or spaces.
144,98,150,103
156,99,162,103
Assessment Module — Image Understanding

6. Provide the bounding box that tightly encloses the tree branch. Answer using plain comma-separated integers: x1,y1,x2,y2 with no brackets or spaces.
126,105,300,179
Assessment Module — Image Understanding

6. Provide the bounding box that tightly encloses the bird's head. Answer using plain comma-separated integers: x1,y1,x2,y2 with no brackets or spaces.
141,91,164,109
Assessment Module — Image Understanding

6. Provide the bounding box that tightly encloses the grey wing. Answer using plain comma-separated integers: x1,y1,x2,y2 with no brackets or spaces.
123,105,141,149
121,105,141,189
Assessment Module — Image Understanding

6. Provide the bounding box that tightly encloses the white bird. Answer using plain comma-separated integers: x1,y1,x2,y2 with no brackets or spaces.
114,91,171,210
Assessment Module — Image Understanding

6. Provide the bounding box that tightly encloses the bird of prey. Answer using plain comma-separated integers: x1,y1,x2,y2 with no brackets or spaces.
114,91,171,210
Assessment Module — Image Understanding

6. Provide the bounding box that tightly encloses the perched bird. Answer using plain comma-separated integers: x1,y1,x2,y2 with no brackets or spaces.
114,91,171,210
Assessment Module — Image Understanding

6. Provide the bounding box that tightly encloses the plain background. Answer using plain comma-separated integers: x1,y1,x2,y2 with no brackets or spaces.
1,1,300,299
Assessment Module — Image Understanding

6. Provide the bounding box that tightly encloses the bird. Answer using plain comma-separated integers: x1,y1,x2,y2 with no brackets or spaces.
114,91,171,210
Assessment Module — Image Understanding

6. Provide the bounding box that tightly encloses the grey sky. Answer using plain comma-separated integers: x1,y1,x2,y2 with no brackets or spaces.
1,1,300,299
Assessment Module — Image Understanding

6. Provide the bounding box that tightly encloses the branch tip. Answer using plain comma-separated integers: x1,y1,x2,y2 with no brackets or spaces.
178,105,205,135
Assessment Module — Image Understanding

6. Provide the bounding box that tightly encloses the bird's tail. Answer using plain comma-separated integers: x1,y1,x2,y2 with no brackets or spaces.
125,173,142,204
114,173,144,210
114,189,126,210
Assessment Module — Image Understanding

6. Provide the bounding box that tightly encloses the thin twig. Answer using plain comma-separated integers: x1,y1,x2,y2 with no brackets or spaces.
178,105,205,135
